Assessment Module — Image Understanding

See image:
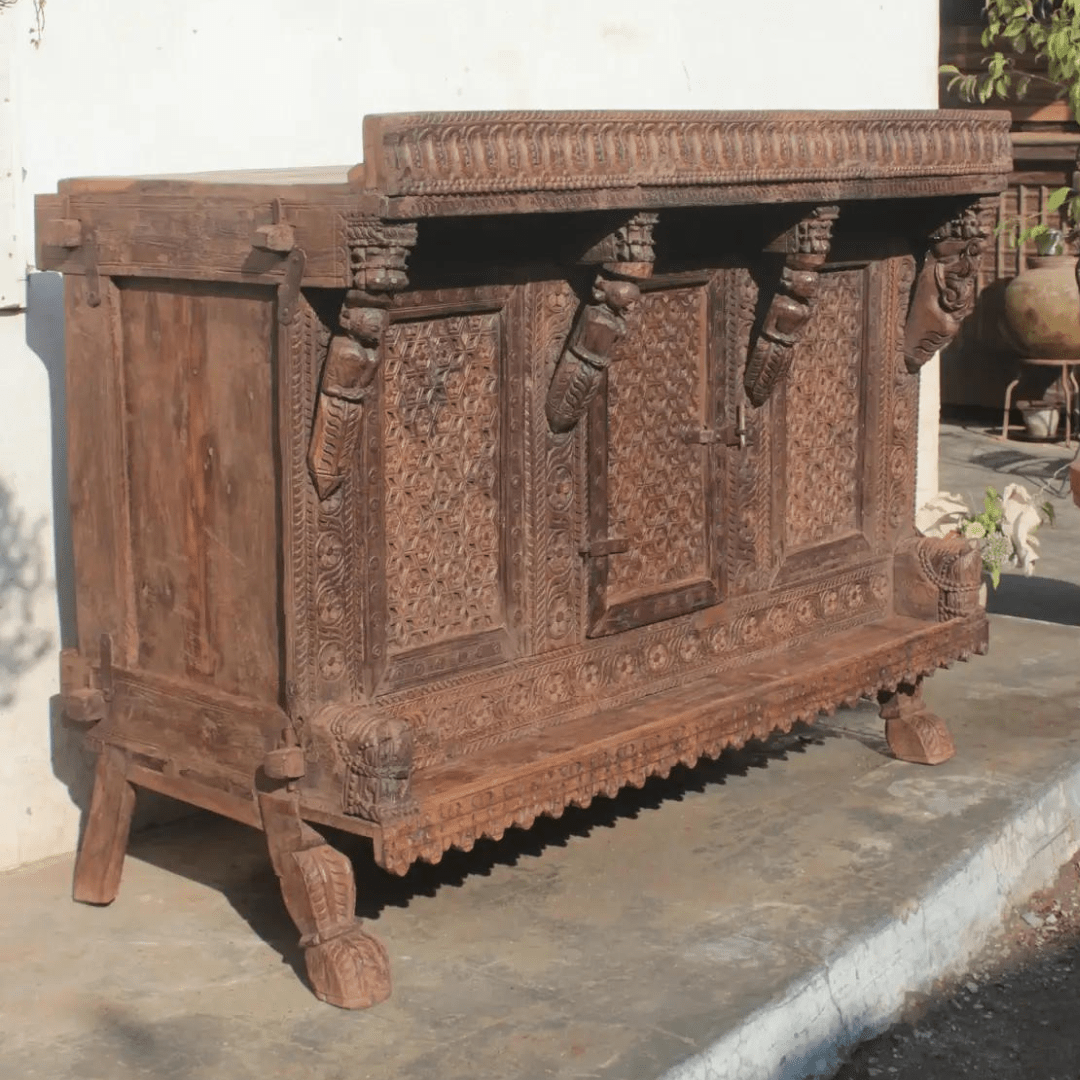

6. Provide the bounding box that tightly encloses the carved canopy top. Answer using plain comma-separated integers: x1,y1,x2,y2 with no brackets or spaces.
354,110,1012,202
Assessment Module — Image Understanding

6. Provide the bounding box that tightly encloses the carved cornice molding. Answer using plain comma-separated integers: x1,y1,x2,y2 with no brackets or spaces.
357,111,1012,198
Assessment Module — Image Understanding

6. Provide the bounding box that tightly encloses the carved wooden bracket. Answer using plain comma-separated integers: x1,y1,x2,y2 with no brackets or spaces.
903,197,996,372
545,212,658,434
744,205,839,407
319,705,416,823
307,219,417,499
894,534,984,625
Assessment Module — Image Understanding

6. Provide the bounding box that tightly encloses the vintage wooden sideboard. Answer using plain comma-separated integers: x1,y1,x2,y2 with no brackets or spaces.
37,110,1010,1009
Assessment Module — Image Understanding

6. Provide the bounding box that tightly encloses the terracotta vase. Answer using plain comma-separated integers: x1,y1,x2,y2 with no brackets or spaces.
1002,254,1080,359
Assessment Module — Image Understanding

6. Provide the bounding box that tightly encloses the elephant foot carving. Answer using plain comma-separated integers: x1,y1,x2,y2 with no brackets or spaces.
259,788,392,1009
878,680,955,766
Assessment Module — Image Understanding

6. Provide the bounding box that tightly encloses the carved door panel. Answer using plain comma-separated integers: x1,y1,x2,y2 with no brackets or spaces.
585,274,722,637
773,264,883,583
373,289,526,691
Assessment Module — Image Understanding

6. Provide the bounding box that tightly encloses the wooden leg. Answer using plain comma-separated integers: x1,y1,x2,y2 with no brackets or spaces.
877,680,956,765
258,788,391,1009
73,745,137,904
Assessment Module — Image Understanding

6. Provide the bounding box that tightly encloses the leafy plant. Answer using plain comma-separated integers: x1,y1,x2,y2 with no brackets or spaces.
941,1,1080,248
916,484,1053,587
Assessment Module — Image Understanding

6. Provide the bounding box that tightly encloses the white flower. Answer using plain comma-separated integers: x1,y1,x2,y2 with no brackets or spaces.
916,492,971,538
1000,483,1042,576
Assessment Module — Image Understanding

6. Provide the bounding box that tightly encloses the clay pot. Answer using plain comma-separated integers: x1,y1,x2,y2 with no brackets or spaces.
1002,254,1080,359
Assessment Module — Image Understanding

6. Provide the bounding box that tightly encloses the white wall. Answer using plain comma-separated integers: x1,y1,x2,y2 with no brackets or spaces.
0,0,941,871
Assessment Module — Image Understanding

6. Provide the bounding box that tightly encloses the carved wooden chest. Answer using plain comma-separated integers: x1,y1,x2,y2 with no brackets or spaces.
38,110,1011,1009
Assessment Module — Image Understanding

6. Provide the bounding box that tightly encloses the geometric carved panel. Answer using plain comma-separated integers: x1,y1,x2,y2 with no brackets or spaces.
606,285,710,603
383,312,503,653
784,269,865,550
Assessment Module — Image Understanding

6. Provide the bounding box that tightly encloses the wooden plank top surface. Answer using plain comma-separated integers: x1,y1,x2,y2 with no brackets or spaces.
56,109,1012,211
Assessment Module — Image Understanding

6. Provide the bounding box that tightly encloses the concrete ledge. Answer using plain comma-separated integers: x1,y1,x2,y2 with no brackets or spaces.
670,638,1080,1078
1,614,1078,1080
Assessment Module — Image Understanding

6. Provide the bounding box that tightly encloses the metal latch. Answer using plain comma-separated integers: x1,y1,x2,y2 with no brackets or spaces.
580,536,630,558
681,404,748,450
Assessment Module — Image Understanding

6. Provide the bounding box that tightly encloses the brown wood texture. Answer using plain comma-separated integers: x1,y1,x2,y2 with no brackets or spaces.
45,110,1008,1009
118,280,281,701
72,746,136,904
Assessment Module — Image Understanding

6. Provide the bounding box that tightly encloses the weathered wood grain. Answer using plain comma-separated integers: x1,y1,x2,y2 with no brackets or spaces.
43,109,1008,1010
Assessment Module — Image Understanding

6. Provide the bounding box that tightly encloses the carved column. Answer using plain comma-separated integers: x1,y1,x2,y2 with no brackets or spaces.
744,205,839,407
545,212,658,434
903,197,996,372
307,219,418,499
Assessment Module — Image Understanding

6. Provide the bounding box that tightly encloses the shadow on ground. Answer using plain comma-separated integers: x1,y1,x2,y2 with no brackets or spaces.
126,720,850,984
986,574,1080,627
966,444,1079,492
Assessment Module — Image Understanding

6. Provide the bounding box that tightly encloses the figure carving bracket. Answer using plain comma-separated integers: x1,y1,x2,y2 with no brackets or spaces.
314,705,416,823
307,219,418,499
545,213,658,434
903,197,996,372
744,206,839,408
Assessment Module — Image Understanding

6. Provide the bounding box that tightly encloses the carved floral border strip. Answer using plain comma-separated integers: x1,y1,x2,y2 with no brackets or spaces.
385,563,891,771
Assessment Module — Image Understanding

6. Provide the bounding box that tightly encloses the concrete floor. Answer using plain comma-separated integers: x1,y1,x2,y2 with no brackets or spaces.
2,421,1079,1080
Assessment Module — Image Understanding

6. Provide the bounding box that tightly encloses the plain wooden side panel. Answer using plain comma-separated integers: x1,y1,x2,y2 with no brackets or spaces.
119,280,280,701
65,277,137,667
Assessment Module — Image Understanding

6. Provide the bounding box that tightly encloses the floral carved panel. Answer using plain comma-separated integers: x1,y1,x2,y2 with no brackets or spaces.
606,285,710,602
783,269,866,552
382,312,505,654
586,276,721,636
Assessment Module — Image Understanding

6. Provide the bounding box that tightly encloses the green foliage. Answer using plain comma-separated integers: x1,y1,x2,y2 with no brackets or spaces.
958,486,1050,588
942,1,1080,247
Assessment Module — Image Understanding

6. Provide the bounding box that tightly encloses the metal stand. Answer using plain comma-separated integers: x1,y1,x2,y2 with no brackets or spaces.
1001,358,1080,447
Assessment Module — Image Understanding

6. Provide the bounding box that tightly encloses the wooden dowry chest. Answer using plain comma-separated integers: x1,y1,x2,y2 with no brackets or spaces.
38,110,1010,1008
